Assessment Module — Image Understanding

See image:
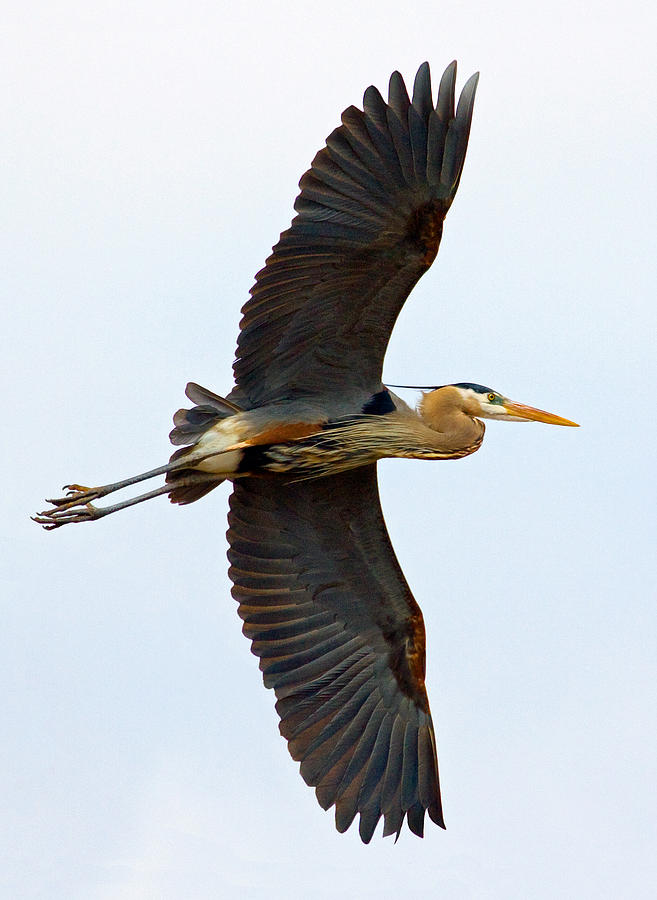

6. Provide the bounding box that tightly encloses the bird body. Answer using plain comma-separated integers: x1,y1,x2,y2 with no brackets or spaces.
35,62,577,843
168,385,485,488
165,379,574,491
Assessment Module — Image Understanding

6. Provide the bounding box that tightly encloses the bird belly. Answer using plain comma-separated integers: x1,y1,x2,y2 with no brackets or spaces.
180,415,334,478
248,413,485,477
181,418,250,475
193,449,243,475
239,421,386,479
255,442,381,479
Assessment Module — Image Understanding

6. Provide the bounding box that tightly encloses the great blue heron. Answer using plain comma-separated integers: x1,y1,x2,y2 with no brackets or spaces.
34,62,577,843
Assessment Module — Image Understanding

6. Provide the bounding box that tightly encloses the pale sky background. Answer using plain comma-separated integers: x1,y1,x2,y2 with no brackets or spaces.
3,2,657,898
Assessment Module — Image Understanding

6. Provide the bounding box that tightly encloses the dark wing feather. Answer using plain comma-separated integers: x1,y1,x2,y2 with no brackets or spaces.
229,62,479,410
227,466,444,842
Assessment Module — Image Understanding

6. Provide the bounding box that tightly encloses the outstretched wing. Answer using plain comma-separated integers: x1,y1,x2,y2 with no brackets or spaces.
229,61,479,410
227,465,443,842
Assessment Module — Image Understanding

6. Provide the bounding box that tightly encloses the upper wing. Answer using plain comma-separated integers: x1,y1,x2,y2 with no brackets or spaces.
227,465,443,842
229,61,479,410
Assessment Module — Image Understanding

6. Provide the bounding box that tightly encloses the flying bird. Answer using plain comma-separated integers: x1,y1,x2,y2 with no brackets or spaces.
35,62,577,842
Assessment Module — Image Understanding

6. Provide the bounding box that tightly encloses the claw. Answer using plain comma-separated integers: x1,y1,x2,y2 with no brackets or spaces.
34,460,182,530
44,486,101,509
32,501,104,529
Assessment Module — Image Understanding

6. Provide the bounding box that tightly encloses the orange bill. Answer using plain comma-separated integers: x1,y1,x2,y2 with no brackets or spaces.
503,401,579,427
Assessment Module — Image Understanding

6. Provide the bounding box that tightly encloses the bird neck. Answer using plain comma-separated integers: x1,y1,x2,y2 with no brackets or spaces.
418,387,485,452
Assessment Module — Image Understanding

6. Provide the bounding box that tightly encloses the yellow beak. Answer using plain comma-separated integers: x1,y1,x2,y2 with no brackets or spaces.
503,400,579,427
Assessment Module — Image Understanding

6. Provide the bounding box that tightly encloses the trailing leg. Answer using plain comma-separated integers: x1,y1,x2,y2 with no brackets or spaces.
33,382,243,528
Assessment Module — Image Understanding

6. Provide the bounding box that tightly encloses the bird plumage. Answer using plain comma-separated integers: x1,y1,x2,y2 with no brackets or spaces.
228,61,478,412
221,62,479,840
34,61,577,842
227,464,442,842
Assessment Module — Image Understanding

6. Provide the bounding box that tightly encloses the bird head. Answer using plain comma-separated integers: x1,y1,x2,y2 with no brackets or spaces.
445,383,579,425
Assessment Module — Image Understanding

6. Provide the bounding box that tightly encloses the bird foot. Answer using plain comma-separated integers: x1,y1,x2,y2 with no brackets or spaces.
32,484,105,529
32,502,106,530
45,484,101,507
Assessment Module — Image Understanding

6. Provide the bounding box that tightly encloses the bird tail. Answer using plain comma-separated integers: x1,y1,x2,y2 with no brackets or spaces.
166,382,243,505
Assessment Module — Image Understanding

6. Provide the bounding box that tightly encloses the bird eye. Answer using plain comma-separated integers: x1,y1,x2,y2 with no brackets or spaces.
487,392,496,403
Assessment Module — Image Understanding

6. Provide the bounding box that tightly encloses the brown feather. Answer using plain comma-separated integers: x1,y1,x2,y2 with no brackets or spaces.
227,465,444,841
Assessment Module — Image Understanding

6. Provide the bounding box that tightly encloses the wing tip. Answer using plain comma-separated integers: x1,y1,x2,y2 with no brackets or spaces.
457,70,480,120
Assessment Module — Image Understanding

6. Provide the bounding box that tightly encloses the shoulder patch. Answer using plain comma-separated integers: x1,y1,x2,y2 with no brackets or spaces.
362,389,396,415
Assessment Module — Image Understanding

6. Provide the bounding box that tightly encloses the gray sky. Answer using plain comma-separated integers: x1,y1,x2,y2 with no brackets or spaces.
4,2,657,897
